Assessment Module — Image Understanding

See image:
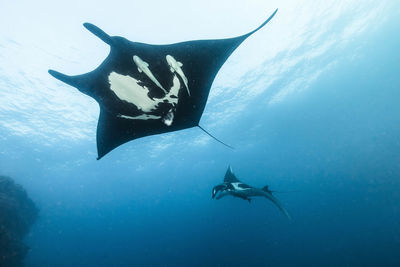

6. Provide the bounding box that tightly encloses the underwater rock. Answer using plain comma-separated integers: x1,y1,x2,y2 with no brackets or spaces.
0,175,38,267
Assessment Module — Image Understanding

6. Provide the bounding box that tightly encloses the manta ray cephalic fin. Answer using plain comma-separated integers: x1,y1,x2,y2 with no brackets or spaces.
83,22,113,45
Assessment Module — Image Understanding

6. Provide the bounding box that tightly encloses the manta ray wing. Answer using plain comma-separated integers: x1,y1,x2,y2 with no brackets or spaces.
49,9,277,159
224,166,241,183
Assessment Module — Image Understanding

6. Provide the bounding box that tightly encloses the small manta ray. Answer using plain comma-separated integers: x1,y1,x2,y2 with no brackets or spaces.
49,9,278,159
212,166,291,219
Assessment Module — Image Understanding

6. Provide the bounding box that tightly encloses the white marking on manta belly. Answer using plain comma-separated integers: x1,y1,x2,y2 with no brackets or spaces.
118,114,161,120
166,55,190,96
231,182,249,191
133,55,167,93
108,72,181,123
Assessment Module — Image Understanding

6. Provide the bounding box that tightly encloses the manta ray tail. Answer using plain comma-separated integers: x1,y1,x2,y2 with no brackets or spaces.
197,125,234,150
83,23,113,45
271,190,301,194
264,192,292,220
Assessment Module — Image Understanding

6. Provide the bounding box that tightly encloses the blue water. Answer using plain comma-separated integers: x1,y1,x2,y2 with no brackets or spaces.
1,2,400,266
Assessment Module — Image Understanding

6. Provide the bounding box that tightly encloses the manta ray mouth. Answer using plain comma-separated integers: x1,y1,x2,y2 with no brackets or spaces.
162,109,174,126
212,184,227,199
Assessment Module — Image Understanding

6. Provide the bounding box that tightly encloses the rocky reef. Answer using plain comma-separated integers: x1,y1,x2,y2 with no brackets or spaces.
0,175,38,267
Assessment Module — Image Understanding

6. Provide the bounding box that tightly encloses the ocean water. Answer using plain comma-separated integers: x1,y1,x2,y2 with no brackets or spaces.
0,1,399,266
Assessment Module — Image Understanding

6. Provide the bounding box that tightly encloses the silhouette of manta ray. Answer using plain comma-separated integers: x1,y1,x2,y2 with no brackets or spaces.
212,166,291,220
49,9,278,159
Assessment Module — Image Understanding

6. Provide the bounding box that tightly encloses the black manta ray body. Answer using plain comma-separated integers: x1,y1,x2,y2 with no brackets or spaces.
212,166,291,219
49,9,278,159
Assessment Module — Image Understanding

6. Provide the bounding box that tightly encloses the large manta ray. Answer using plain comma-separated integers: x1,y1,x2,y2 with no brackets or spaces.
49,9,278,159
